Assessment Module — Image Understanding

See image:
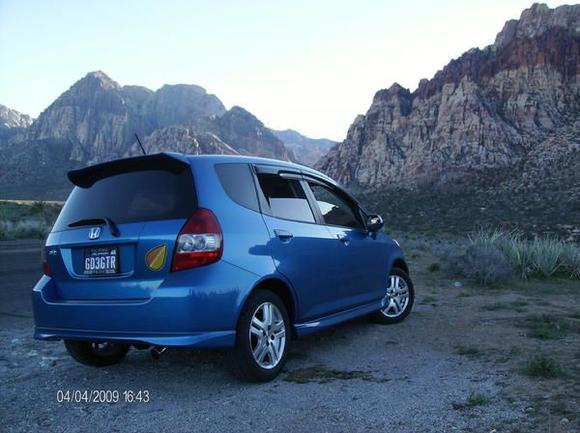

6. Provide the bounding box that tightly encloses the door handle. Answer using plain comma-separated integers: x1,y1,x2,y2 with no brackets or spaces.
337,234,350,246
274,229,294,242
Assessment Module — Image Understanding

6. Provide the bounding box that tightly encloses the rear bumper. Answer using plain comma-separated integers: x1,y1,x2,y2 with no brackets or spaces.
32,261,258,348
34,328,235,348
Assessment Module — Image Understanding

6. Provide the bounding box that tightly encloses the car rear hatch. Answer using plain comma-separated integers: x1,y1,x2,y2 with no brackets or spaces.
45,153,195,300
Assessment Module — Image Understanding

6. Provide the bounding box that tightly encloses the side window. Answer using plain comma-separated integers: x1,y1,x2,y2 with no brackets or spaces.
308,183,363,229
257,174,315,223
215,163,260,212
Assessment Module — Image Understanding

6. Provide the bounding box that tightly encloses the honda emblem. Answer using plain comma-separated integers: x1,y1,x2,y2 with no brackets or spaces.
88,227,101,240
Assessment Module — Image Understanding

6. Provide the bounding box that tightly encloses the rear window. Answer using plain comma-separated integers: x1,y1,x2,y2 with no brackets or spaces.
53,169,195,231
257,174,315,223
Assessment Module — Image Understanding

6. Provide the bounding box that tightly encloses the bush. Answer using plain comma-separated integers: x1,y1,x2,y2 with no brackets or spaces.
0,219,50,240
529,236,564,277
523,354,565,378
427,262,441,272
441,243,514,285
561,244,580,279
496,234,534,279
465,228,580,281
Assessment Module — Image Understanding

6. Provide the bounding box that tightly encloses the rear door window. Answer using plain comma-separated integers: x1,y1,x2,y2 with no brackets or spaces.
257,174,315,223
53,169,195,231
215,163,259,212
308,183,363,229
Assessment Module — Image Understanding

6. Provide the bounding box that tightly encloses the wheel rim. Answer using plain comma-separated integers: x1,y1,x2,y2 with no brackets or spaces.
249,302,286,369
381,274,410,318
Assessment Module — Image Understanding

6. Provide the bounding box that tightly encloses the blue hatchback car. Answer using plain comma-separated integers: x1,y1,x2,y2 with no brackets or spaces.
33,153,414,381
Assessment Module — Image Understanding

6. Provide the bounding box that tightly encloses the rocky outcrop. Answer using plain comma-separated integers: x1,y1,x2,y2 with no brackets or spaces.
0,104,32,129
29,71,146,164
212,107,293,160
126,125,238,156
141,84,226,130
0,104,32,148
272,129,335,166
317,3,580,191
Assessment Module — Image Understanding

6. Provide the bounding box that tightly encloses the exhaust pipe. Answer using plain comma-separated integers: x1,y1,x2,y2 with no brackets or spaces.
150,346,167,360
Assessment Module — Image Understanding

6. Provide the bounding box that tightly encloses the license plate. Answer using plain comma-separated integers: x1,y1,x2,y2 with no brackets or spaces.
83,247,119,275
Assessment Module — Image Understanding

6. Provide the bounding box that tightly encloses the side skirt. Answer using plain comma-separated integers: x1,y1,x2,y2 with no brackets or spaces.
293,299,383,338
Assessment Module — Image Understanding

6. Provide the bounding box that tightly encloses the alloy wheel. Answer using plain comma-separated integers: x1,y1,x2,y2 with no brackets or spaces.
249,302,287,369
381,274,410,318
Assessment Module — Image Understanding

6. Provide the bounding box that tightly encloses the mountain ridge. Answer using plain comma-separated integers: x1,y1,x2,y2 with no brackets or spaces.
0,71,330,198
271,129,335,166
317,3,580,191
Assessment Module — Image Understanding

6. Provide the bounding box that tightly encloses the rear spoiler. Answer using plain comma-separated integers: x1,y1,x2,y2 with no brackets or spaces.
68,153,190,188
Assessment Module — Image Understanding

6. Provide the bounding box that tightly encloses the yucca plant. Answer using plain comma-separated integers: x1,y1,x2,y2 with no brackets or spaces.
529,236,564,277
495,231,534,279
561,243,580,279
469,227,507,249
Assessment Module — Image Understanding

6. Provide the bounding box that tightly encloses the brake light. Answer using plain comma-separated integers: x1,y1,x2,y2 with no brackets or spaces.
171,208,223,272
41,247,52,276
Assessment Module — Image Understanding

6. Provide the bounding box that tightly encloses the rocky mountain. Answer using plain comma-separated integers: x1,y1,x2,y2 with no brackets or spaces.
26,71,232,165
126,126,238,156
0,104,32,144
0,71,304,198
317,3,580,238
272,129,335,166
0,104,32,129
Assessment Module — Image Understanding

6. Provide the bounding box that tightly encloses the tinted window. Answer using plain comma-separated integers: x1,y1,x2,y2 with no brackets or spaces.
53,169,195,231
309,183,363,229
215,163,259,212
257,174,315,223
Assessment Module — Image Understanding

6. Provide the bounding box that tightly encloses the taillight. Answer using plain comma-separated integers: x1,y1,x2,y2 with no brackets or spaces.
171,208,223,272
41,247,52,276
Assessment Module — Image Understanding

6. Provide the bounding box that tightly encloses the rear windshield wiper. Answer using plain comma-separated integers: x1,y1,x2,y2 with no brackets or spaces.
68,217,120,237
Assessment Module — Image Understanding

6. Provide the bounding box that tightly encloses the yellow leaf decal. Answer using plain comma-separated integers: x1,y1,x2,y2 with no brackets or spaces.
145,245,167,271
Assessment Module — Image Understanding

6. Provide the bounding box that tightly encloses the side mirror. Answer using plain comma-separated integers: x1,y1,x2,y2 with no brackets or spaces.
366,214,384,232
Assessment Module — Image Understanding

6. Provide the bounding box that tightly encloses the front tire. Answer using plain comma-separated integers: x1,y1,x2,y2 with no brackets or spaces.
229,290,291,382
64,340,130,367
370,267,414,324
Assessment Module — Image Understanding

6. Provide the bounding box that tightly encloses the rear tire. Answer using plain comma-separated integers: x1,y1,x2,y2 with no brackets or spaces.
64,340,130,367
229,290,291,382
370,267,414,324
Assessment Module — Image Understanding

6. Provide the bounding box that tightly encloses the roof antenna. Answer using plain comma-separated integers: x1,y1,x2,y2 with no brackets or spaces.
135,133,147,155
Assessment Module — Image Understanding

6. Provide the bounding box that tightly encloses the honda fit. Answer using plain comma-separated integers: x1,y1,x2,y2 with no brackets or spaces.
33,153,414,381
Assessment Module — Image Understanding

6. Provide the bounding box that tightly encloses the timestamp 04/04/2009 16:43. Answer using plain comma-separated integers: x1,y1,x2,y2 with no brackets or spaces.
56,389,150,404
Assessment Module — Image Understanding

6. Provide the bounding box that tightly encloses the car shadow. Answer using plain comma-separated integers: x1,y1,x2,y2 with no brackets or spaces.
47,315,380,386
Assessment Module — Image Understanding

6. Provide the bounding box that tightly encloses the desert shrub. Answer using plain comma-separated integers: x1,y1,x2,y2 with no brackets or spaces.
0,221,14,240
528,236,564,277
467,228,580,281
496,234,533,279
520,314,570,340
561,243,580,279
399,237,437,253
523,354,565,378
441,243,514,285
469,227,509,248
427,262,441,272
0,219,50,240
30,200,46,214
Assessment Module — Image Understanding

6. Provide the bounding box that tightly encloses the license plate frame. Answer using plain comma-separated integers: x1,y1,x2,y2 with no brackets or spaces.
83,247,120,276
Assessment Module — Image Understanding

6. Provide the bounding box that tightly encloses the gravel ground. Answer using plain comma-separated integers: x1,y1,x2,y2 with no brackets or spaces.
1,241,577,433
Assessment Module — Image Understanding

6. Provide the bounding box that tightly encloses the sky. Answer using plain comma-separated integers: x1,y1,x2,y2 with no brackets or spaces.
0,0,571,141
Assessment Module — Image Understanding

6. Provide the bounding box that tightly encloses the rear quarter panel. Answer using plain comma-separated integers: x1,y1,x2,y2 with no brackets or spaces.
189,159,276,278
